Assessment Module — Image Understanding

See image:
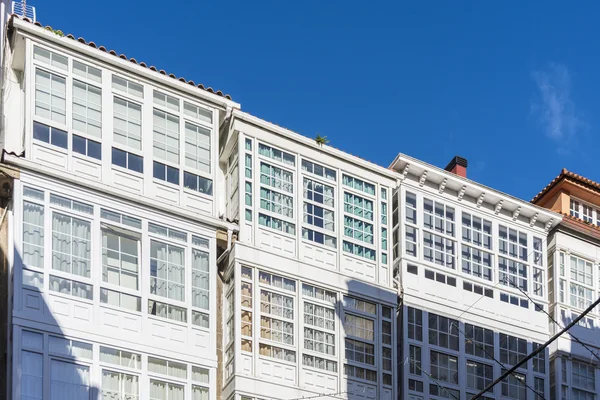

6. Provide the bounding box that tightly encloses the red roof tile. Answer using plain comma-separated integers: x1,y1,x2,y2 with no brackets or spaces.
9,14,233,100
531,168,600,203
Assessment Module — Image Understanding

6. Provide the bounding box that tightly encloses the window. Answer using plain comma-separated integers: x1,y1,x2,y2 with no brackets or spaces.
534,377,544,400
406,191,417,224
499,226,528,261
259,343,296,362
192,247,209,311
406,225,418,257
51,212,91,278
101,209,142,229
183,102,212,124
533,237,543,266
302,284,336,304
303,354,337,372
49,275,93,299
344,314,374,341
112,76,143,99
153,90,179,111
101,288,141,312
21,351,43,400
153,109,180,164
428,314,459,351
73,135,101,160
304,203,335,231
150,241,185,302
570,255,593,286
532,342,545,373
464,323,494,360
33,45,68,70
102,230,139,290
408,307,423,341
572,361,595,393
501,370,526,400
35,69,66,124
148,300,187,323
149,380,184,400
112,147,143,173
259,271,296,292
33,121,67,149
73,60,102,83
342,175,375,196
344,192,373,220
72,80,102,137
102,370,139,400
533,267,544,296
461,245,493,280
261,162,293,193
344,216,374,244
258,143,295,166
466,360,493,392
153,161,180,185
499,334,527,365
424,198,455,236
304,302,335,330
51,359,90,398
23,200,45,269
183,172,213,195
343,241,376,261
184,122,211,173
569,199,581,218
344,296,376,315
462,213,492,249
301,159,336,181
302,228,336,248
258,214,295,235
570,283,593,310
423,232,455,269
430,351,458,384
345,338,375,365
409,345,421,375
499,257,528,291
260,187,293,219
304,327,335,355
344,364,377,382
113,97,142,150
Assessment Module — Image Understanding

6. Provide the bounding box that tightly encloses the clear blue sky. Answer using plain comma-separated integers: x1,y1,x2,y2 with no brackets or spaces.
33,1,600,201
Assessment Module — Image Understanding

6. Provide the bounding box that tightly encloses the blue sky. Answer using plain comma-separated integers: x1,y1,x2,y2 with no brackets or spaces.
33,1,600,200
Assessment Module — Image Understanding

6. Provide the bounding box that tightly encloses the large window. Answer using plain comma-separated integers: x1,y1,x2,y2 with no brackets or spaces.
153,109,180,164
344,314,374,341
191,245,210,311
499,257,528,291
428,314,459,351
570,255,593,286
302,177,335,247
102,370,139,400
430,351,458,384
464,323,494,360
461,245,492,280
462,213,492,249
424,198,455,236
51,359,90,399
184,122,211,173
572,361,595,398
113,97,142,150
102,229,139,290
499,334,527,365
499,226,528,261
466,360,493,392
408,307,423,341
423,232,455,269
72,80,102,138
51,212,91,278
35,68,66,125
260,289,295,347
501,370,526,400
150,241,185,302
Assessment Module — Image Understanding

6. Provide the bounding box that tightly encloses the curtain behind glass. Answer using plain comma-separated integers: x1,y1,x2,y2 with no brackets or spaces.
23,201,45,268
21,351,43,400
50,359,90,400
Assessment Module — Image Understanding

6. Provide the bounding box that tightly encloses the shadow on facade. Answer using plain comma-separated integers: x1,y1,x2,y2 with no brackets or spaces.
10,242,101,399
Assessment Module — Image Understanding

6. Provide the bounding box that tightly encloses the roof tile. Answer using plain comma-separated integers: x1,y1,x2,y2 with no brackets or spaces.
9,14,232,100
531,168,600,203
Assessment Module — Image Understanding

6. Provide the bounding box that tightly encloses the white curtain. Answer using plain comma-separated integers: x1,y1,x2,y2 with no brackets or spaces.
149,380,166,400
168,246,185,302
23,201,45,268
50,359,90,400
52,213,90,277
192,249,209,310
21,351,43,400
72,216,91,277
192,386,209,400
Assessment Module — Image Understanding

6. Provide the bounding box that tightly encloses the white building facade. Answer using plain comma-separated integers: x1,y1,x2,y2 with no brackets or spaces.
390,155,561,400
2,14,240,400
532,170,600,400
217,113,399,400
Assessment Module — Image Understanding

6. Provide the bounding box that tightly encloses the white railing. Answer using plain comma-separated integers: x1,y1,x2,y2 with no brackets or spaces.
12,1,36,22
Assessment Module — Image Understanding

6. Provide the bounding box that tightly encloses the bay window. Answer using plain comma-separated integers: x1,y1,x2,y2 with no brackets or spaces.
35,68,67,125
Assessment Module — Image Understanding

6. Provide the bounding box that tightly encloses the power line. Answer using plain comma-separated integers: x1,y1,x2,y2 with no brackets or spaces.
505,277,600,364
450,321,545,399
471,293,600,399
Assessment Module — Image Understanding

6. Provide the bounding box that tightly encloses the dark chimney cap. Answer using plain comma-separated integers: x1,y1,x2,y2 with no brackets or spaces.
445,156,468,171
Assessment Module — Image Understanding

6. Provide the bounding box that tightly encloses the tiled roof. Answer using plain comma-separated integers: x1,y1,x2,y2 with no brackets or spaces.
531,168,600,203
556,211,600,240
9,14,233,100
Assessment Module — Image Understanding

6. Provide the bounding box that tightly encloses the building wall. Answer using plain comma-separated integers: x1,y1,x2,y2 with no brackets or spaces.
394,171,555,400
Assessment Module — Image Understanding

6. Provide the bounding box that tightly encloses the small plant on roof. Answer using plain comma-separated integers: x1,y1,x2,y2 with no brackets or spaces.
315,134,329,146
45,26,64,37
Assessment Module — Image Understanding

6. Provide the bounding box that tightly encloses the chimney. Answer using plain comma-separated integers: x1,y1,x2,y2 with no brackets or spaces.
444,156,468,178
